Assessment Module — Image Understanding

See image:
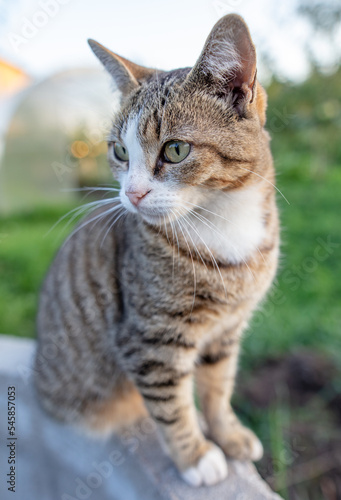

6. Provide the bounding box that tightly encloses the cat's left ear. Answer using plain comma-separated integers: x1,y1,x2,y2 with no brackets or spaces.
88,39,155,97
186,14,257,115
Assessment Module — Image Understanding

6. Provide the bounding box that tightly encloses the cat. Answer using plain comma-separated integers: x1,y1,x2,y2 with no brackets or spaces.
34,14,279,487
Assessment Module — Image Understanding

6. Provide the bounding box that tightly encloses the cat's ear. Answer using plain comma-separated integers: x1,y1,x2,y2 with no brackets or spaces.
187,14,257,114
88,39,155,96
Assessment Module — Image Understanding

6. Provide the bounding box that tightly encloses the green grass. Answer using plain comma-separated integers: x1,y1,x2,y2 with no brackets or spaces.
240,69,341,370
1,69,340,351
237,69,341,499
242,165,341,368
0,204,77,337
1,67,341,500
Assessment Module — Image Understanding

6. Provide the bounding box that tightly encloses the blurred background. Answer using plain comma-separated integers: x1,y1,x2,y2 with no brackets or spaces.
0,0,340,498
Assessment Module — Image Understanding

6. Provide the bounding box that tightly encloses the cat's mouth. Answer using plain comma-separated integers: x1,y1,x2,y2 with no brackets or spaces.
120,186,189,225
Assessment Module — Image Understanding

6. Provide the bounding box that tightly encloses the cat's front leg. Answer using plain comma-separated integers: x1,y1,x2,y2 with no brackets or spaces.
120,336,228,486
196,332,263,462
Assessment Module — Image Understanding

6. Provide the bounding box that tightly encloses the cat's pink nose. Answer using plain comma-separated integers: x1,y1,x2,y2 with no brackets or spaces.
125,188,151,207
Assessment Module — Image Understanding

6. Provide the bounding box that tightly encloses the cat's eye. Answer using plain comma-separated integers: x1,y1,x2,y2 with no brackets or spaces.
163,140,190,163
113,142,129,161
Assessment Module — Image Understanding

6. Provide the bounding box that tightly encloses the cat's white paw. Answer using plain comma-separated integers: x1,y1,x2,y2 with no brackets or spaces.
250,437,264,461
219,424,264,462
181,445,228,487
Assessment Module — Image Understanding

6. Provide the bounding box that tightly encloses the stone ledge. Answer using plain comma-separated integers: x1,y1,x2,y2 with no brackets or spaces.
0,335,282,500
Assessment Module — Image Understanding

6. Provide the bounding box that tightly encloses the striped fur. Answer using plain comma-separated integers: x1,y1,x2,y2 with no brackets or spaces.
34,15,279,486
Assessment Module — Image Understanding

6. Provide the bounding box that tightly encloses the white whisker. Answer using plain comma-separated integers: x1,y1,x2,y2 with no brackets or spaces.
186,208,256,282
179,213,208,272
182,200,235,225
62,186,120,193
180,209,227,297
45,197,120,238
62,203,123,248
100,207,127,247
172,209,197,313
166,214,176,282
169,212,180,264
163,215,171,245
237,166,290,205
179,200,268,270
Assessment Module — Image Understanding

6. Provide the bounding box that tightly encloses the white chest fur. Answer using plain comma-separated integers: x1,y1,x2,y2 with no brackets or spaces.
185,186,266,265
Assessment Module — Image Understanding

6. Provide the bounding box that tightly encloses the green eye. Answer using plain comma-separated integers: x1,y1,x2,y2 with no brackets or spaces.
164,140,190,163
113,142,129,161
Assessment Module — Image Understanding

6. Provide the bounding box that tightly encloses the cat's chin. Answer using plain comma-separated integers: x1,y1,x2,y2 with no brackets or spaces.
123,204,164,225
139,212,163,226
139,209,183,226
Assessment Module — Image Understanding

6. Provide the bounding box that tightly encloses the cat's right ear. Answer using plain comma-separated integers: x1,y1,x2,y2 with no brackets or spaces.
186,14,257,115
88,39,155,97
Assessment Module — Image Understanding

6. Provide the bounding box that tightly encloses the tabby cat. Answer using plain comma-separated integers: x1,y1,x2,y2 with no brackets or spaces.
34,14,279,486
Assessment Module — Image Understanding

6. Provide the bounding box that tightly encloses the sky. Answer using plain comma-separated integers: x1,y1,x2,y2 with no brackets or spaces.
0,0,339,84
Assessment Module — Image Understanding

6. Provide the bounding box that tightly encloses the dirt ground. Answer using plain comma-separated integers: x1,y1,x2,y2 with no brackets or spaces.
237,350,341,500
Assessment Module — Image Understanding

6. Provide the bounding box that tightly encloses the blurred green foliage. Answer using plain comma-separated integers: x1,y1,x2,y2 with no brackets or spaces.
241,68,341,370
238,68,341,499
1,66,340,500
0,205,75,336
1,68,340,354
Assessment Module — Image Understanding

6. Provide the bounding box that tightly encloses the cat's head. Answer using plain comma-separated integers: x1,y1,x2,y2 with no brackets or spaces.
89,14,269,225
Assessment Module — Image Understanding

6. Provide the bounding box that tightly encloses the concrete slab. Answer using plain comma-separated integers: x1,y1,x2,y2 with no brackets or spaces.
0,335,282,500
